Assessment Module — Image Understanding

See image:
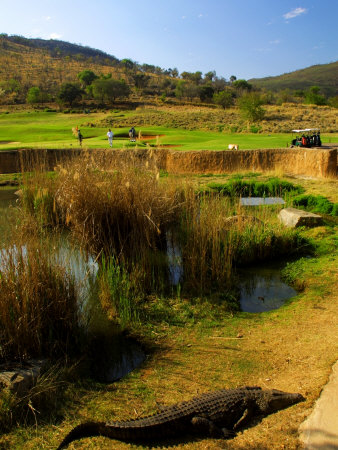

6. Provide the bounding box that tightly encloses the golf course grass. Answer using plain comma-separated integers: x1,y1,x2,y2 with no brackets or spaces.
1,110,337,151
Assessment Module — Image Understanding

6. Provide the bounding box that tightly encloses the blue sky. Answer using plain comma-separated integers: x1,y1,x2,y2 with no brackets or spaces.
0,0,337,80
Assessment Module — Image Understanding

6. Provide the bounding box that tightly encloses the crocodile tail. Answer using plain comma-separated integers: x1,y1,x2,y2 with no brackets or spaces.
57,422,105,449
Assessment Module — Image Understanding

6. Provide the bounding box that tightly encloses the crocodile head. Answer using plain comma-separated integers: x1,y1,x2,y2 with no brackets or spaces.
257,388,305,414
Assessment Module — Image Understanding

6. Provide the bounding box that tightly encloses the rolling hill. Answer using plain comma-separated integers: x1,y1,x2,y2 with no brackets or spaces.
249,61,338,96
0,34,337,104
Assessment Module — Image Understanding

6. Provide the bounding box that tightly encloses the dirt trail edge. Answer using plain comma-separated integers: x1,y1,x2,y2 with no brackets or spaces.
299,360,338,449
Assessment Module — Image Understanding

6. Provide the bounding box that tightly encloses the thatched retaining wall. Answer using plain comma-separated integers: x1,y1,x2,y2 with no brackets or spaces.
0,147,336,178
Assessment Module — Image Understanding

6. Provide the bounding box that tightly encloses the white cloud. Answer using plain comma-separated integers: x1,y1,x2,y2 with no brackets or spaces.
269,39,281,45
49,33,62,39
198,14,203,18
44,16,51,21
283,7,307,20
181,15,186,19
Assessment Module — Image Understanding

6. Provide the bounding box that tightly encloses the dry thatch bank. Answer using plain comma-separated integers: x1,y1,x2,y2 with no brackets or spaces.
0,147,336,178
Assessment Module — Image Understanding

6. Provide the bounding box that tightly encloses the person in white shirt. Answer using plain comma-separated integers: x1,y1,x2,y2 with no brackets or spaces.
107,129,114,147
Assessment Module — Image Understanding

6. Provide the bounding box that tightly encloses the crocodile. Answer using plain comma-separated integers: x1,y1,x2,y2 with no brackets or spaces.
57,386,304,449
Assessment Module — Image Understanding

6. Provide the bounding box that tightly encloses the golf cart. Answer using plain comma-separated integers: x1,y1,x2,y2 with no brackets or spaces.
290,128,321,148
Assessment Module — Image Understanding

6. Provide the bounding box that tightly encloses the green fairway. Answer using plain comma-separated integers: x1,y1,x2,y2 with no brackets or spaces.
0,110,337,151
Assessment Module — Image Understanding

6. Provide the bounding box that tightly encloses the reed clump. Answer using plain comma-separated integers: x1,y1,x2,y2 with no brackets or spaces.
53,151,183,260
0,239,81,362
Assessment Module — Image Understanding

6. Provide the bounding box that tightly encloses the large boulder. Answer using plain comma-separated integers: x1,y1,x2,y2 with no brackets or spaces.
278,207,323,228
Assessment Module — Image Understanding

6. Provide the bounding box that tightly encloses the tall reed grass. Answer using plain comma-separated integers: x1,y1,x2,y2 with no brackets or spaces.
0,239,81,362
17,151,307,323
98,256,141,328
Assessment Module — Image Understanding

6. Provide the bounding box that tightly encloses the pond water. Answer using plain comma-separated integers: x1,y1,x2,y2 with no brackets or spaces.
238,263,297,313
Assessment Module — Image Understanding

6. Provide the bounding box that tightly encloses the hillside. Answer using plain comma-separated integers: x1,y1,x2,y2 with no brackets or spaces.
250,61,338,96
0,35,127,98
0,34,337,107
2,34,120,65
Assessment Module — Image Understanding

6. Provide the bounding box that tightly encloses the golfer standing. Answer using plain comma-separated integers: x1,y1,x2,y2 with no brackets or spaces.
107,129,114,147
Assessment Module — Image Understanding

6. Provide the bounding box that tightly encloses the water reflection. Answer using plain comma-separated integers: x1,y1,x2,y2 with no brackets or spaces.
238,263,297,312
0,188,18,244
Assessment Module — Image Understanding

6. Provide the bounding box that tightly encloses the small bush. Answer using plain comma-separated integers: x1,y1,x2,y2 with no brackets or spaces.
206,178,303,198
292,194,337,216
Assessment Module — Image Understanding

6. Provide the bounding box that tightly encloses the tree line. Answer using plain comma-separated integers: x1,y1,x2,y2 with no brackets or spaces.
1,33,337,120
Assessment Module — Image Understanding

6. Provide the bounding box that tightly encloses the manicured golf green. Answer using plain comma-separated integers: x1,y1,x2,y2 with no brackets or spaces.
0,110,337,151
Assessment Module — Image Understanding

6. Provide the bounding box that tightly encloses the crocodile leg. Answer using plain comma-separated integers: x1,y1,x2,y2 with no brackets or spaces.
191,416,226,438
233,399,256,430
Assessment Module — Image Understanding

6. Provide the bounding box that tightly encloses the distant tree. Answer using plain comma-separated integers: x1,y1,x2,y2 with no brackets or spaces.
26,87,42,104
184,84,200,101
171,67,179,78
121,58,136,72
180,71,191,81
57,83,83,107
140,63,156,73
92,78,130,104
180,71,202,84
100,73,112,80
213,90,234,109
238,92,265,122
294,89,305,98
175,81,200,101
199,85,214,102
175,80,186,99
229,75,237,83
132,73,150,90
212,76,227,93
160,78,177,97
304,86,327,106
77,70,98,87
276,88,294,105
233,79,252,91
204,71,216,82
328,96,338,108
8,78,21,93
154,66,164,75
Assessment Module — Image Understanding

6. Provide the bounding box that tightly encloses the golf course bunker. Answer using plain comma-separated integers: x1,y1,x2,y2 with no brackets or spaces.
137,134,165,140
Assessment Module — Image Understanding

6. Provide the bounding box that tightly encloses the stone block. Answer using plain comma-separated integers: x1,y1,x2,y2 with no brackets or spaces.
278,207,323,228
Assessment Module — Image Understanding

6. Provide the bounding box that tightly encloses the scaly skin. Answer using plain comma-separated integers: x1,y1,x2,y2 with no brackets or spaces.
57,386,305,449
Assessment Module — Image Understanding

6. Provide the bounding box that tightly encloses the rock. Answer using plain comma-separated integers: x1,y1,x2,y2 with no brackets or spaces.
0,359,47,396
278,207,323,228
